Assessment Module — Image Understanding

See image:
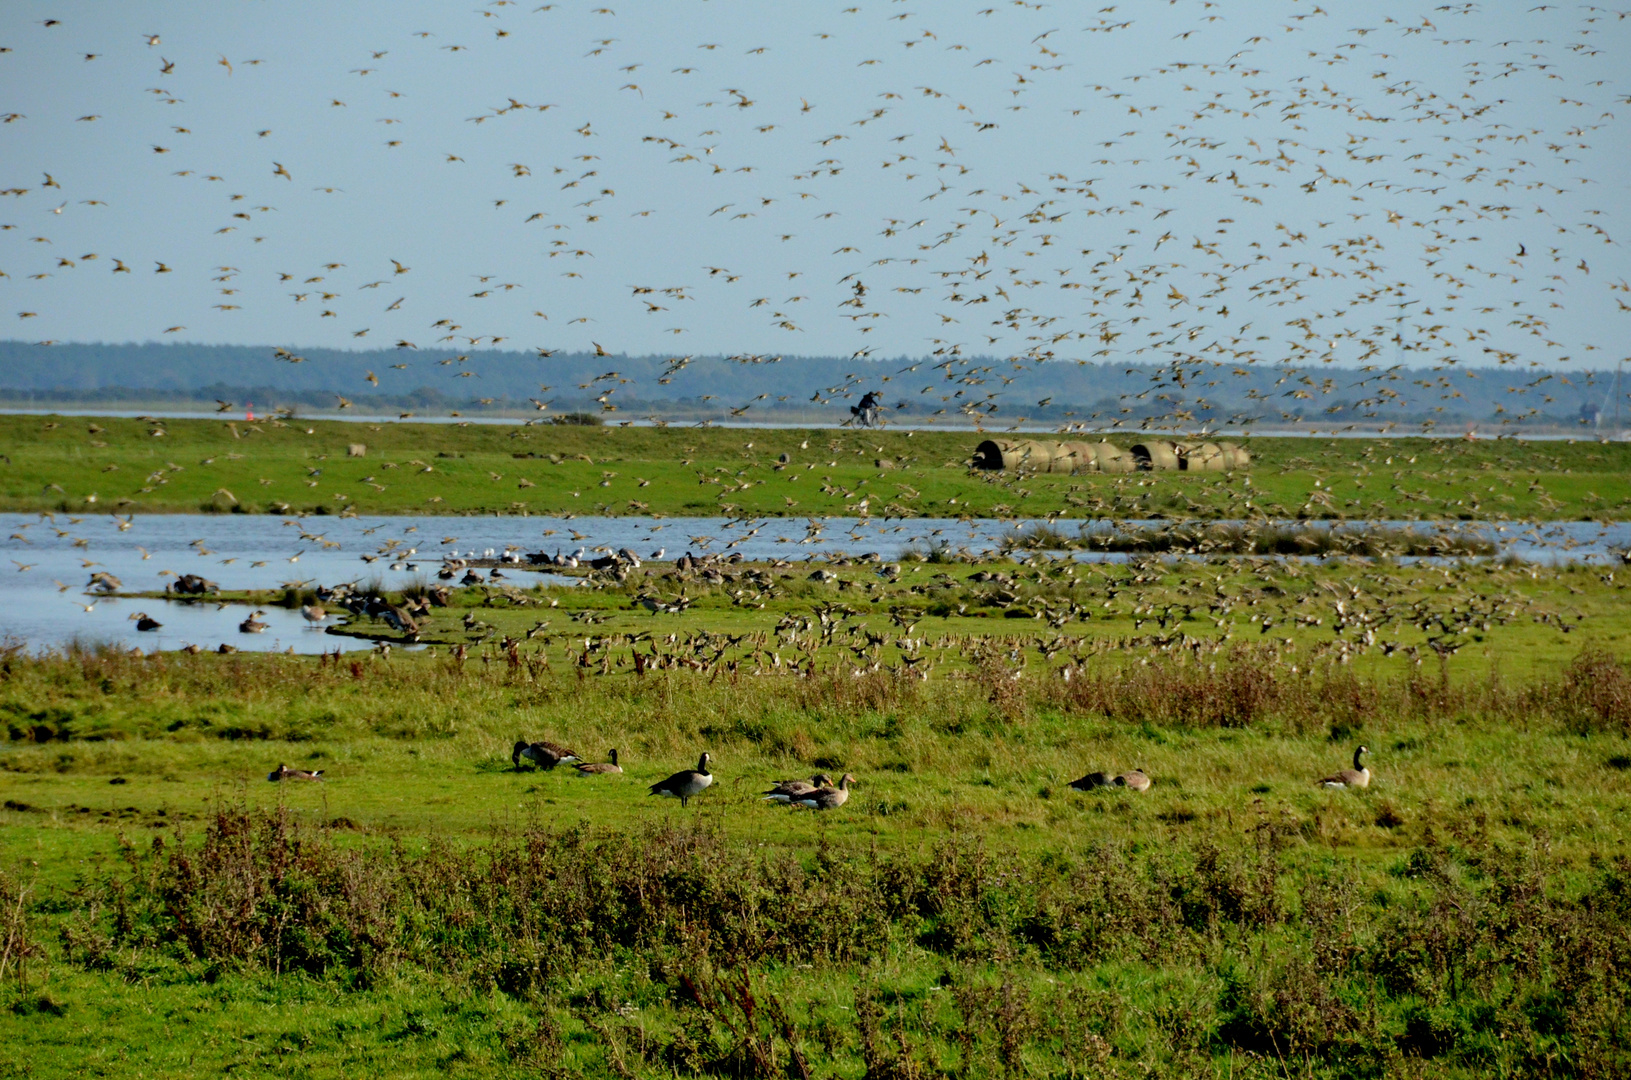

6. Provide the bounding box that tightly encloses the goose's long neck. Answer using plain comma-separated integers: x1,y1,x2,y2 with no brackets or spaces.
1353,747,1365,771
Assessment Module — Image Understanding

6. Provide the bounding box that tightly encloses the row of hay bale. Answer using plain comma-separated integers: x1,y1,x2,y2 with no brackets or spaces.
973,439,1249,473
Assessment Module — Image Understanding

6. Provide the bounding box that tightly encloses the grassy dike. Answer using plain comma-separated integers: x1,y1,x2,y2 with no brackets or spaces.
4,413,1631,520
4,555,1631,1077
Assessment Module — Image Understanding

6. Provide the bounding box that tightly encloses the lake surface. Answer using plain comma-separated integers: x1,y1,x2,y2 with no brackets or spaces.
1,512,1624,654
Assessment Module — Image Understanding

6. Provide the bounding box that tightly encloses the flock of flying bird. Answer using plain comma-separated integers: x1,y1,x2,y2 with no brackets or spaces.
0,2,1627,431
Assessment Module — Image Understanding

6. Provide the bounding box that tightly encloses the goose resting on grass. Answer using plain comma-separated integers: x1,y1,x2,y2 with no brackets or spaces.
269,763,323,782
761,774,835,802
1319,746,1371,789
512,740,580,770
1070,768,1151,792
788,773,854,811
1114,769,1152,792
1068,771,1113,792
573,749,623,775
649,752,712,807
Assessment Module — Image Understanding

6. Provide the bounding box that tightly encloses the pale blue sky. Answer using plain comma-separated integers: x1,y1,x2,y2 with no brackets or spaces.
1,1,1627,389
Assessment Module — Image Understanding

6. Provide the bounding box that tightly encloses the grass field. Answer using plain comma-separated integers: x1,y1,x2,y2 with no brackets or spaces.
5,413,1631,521
5,553,1631,1077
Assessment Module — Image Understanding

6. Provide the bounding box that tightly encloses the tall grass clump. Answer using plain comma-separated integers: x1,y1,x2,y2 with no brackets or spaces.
47,806,1631,1076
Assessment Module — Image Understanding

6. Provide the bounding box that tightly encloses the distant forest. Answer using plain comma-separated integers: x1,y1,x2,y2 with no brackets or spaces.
1,339,1625,431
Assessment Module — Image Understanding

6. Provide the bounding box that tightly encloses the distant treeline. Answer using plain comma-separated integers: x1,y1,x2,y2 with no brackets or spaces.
2,339,1624,429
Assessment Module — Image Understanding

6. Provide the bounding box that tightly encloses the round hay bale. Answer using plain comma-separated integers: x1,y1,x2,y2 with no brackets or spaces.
1176,441,1227,472
1130,441,1180,470
1055,442,1101,474
973,439,1057,472
1218,442,1251,469
1092,442,1136,473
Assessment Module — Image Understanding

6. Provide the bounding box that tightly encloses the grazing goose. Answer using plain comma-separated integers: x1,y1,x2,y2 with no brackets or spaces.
761,773,835,803
131,612,162,632
512,739,580,770
1068,770,1113,792
1319,746,1371,789
789,773,854,811
1114,769,1152,792
573,749,623,775
239,610,269,633
649,752,712,807
269,763,323,782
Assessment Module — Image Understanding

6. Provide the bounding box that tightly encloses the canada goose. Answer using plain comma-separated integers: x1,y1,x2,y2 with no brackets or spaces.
130,612,162,632
761,773,834,802
649,752,713,807
512,739,580,770
268,763,323,782
789,773,854,810
1319,746,1371,789
239,610,269,633
573,749,623,775
1114,769,1152,792
1068,771,1113,792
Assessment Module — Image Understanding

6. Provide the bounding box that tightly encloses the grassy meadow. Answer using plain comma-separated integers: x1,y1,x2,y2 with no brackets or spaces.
5,413,1631,1076
4,547,1631,1077
4,413,1631,521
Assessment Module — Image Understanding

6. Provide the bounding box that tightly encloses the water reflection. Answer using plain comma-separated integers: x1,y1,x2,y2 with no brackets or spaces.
1,512,1623,654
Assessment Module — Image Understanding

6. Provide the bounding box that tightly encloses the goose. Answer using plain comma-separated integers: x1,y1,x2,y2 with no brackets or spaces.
130,612,162,632
239,610,269,633
573,749,623,775
1114,769,1152,792
269,763,323,782
1319,746,1371,789
302,604,327,626
1068,771,1113,792
512,739,580,770
789,773,854,811
761,773,834,802
649,752,713,807
381,605,420,638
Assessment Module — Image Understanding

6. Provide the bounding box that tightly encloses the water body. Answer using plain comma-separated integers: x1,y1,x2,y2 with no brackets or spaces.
1,512,1623,654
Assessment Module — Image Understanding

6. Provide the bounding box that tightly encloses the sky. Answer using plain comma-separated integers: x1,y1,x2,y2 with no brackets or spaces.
2,0,1629,425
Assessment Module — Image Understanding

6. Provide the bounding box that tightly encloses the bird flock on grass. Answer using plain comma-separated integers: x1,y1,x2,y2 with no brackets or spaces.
0,3,1627,433
272,743,1374,806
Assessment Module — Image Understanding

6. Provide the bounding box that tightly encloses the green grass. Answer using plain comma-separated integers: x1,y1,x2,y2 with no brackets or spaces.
6,413,1631,520
8,420,1631,1077
5,561,1631,1076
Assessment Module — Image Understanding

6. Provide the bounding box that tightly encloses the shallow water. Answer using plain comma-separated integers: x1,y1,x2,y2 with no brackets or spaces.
1,512,1623,654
